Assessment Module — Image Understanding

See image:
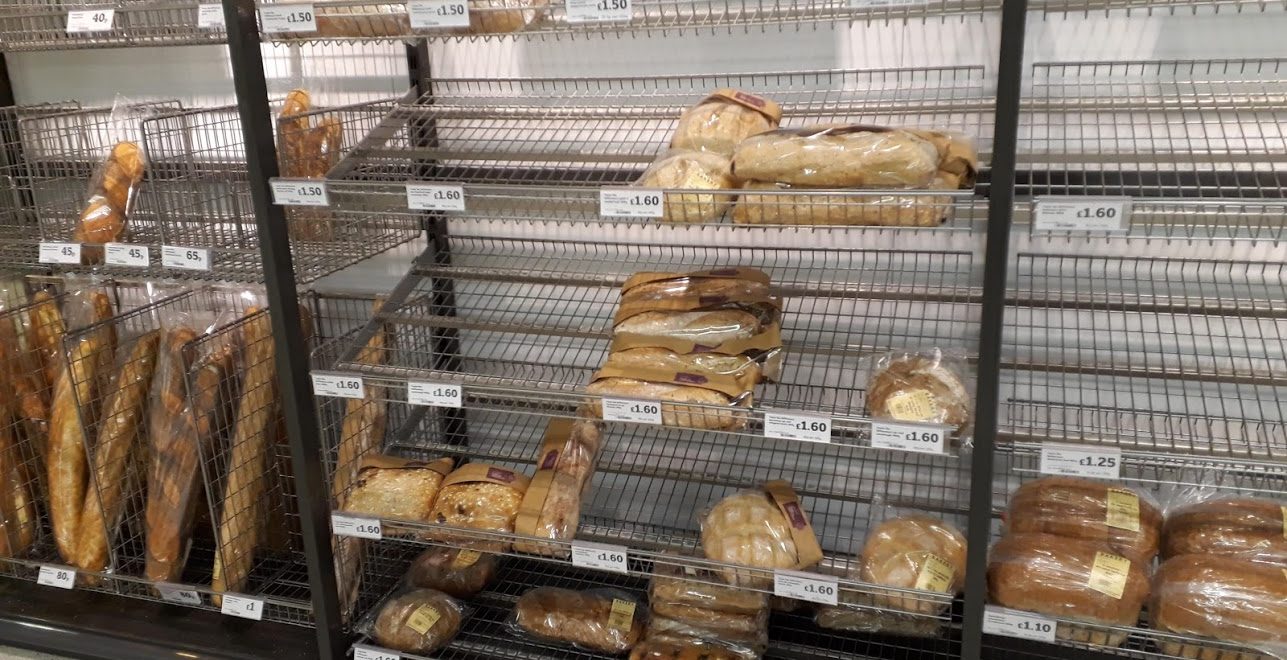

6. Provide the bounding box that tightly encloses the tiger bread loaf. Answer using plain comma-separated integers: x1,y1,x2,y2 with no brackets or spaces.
988,533,1149,648
670,89,782,155
340,455,454,528
1151,554,1287,660
427,463,529,552
369,589,463,655
861,515,967,614
1162,496,1287,565
700,481,823,588
514,418,600,556
634,150,739,224
1007,477,1162,564
512,587,645,654
405,546,497,599
866,349,973,433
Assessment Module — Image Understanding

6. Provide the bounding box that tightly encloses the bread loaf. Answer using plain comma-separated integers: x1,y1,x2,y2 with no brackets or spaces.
342,455,451,524
1162,497,1287,565
700,484,821,587
1152,555,1287,660
860,516,966,614
597,346,761,392
671,90,780,156
635,150,738,223
315,5,408,37
647,612,767,651
731,126,941,188
405,546,497,599
29,291,66,390
988,533,1149,647
866,351,972,432
428,464,528,552
1008,477,1161,564
513,471,580,556
629,638,754,660
469,0,546,32
732,176,958,226
620,274,770,310
614,310,761,347
649,560,768,615
74,142,146,262
815,603,944,637
586,378,746,430
371,589,462,655
513,587,644,653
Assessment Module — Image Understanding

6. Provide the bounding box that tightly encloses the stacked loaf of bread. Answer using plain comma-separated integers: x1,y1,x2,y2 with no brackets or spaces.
630,560,769,660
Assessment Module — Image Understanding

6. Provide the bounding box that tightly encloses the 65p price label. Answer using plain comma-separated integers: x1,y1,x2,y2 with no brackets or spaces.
271,179,329,206
1040,443,1122,479
571,540,629,574
331,513,383,540
407,380,462,408
601,397,662,425
566,0,631,21
37,565,75,589
870,421,946,455
763,412,832,444
599,187,662,218
259,3,316,32
312,373,365,399
408,0,470,28
406,182,466,211
66,8,114,33
1033,196,1132,232
983,606,1057,642
773,569,838,606
161,245,210,271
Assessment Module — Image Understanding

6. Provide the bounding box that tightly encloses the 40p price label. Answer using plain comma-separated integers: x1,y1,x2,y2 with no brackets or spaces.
601,397,662,425
1040,443,1122,479
763,412,831,444
312,373,365,399
331,514,383,540
406,182,466,211
1033,196,1132,232
983,606,1057,642
599,187,662,218
408,0,470,28
870,421,946,455
773,569,838,606
270,179,329,206
566,0,631,21
259,3,316,32
407,380,462,408
67,8,114,33
571,541,629,574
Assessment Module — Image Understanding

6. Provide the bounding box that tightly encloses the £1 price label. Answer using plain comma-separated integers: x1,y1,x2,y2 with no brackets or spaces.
353,645,400,660
161,245,210,271
259,3,316,32
408,0,470,28
773,569,838,606
221,594,264,620
157,583,202,606
312,373,365,399
1033,196,1132,232
197,3,226,28
270,179,329,206
405,183,466,211
39,242,81,265
1039,442,1122,480
37,565,75,589
599,187,662,218
601,397,662,425
763,412,832,444
566,0,631,21
105,243,149,268
982,606,1057,642
331,514,383,540
870,421,946,455
571,541,629,574
407,380,462,408
66,8,114,33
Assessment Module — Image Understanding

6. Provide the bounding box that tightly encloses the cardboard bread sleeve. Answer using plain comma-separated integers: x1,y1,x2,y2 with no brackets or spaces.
427,464,530,552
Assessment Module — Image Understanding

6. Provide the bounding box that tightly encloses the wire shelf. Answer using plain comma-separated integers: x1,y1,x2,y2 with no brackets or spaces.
0,0,226,52
1030,0,1287,15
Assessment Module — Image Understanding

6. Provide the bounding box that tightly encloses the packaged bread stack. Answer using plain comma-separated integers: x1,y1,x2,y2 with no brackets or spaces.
511,587,645,654
1151,494,1287,659
730,125,977,226
586,268,783,431
631,560,769,660
514,417,602,556
987,477,1160,647
700,480,823,588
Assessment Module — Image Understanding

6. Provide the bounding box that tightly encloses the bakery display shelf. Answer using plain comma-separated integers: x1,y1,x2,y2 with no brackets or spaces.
1017,58,1286,198
1014,197,1287,241
0,0,226,52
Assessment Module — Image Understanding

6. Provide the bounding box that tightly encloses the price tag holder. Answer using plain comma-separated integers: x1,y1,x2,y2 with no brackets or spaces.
312,373,365,399
157,583,202,606
197,3,226,28
406,183,466,211
600,397,662,425
849,0,926,6
763,412,831,444
1039,442,1122,479
161,245,210,271
331,513,383,540
407,0,470,28
221,594,264,621
66,8,115,33
570,541,629,574
37,565,75,589
773,569,838,606
407,380,462,408
259,3,316,32
565,0,631,21
353,645,400,660
270,179,329,206
1033,196,1132,232
982,605,1057,642
599,187,662,218
39,242,81,265
870,421,946,455
105,243,149,268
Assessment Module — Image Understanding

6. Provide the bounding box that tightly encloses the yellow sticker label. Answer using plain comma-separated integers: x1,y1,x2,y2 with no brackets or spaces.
1281,505,1286,540
886,390,937,421
406,605,441,635
451,549,481,568
1087,551,1132,600
913,554,956,593
1105,488,1141,533
607,598,636,632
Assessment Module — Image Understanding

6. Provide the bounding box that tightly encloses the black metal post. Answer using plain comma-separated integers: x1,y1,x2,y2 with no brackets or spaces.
961,0,1028,658
220,1,345,658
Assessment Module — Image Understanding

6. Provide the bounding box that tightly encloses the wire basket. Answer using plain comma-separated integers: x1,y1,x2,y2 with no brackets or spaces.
0,0,226,51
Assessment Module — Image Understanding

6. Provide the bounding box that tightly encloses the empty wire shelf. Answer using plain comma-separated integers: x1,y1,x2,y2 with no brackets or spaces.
0,0,226,51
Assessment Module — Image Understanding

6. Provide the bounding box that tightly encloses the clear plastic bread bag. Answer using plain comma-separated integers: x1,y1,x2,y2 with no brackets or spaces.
275,87,342,242
866,348,974,442
732,177,958,227
358,587,465,655
670,89,782,156
1150,554,1287,659
74,96,149,263
628,637,761,660
1157,480,1287,564
648,556,769,615
646,612,767,656
730,126,943,188
634,149,739,224
405,545,499,599
509,587,645,654
1006,476,1162,565
698,481,822,588
858,502,967,615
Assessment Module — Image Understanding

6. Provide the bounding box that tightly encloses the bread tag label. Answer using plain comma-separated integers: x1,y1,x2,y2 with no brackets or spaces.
1105,489,1141,533
607,598,636,632
704,89,784,123
1087,552,1131,600
886,390,937,421
763,480,824,569
451,550,481,568
914,554,955,593
406,605,440,635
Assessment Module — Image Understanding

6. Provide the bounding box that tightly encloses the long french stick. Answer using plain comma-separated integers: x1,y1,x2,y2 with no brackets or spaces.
29,291,66,390
74,142,146,263
0,344,36,558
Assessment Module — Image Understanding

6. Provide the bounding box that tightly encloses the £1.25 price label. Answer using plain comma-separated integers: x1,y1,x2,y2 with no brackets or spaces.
39,242,81,265
161,245,210,271
406,182,466,211
599,187,662,218
600,397,662,425
773,569,838,606
1039,442,1122,480
259,3,316,32
353,645,400,660
982,606,1057,642
221,594,264,620
105,243,149,268
571,540,629,574
566,0,631,21
407,380,462,408
408,0,470,28
331,513,383,540
763,412,832,444
1033,196,1132,232
271,179,329,206
870,421,946,455
311,373,365,399
37,565,76,589
197,3,226,28
66,8,114,33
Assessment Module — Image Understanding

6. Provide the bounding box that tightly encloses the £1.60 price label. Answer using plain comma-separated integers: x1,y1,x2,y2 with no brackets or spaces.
406,182,466,211
39,242,81,265
161,245,210,271
1033,196,1132,232
408,0,470,28
599,187,662,218
571,540,629,574
221,594,264,620
773,569,838,606
66,8,114,33
1040,442,1122,480
312,373,365,399
259,3,316,32
270,179,329,206
407,380,462,408
197,3,226,28
105,243,149,268
157,583,202,606
982,606,1057,642
763,412,832,444
37,565,76,589
353,645,400,660
601,397,662,425
331,514,383,540
870,421,946,455
566,0,631,21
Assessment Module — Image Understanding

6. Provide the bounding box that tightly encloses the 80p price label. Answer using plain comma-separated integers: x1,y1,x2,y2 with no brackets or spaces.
312,373,365,399
599,187,662,218
773,569,838,605
37,565,75,589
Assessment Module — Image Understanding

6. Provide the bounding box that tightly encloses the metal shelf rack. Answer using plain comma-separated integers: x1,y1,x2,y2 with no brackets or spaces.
0,0,227,51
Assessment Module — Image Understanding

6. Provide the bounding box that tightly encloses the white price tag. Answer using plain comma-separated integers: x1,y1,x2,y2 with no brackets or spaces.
331,514,382,540
565,0,630,21
220,594,264,620
157,583,202,606
1039,443,1122,479
197,3,226,28
39,242,81,264
570,541,628,574
105,243,149,268
870,422,946,454
37,565,75,589
408,0,470,28
600,397,662,425
259,3,316,32
763,412,831,444
161,245,210,271
312,373,365,399
271,179,329,206
1033,196,1132,232
983,606,1057,642
66,8,114,33
353,645,400,660
406,381,462,408
599,187,662,218
773,569,838,606
405,183,466,211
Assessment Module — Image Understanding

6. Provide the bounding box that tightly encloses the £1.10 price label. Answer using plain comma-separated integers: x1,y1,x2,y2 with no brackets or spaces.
221,594,264,620
105,243,149,268
870,421,946,455
259,3,316,32
157,583,202,606
983,606,1057,642
312,373,365,399
773,569,838,606
1040,442,1122,480
571,540,629,574
763,412,832,444
1033,196,1132,232
67,8,114,33
37,565,76,589
408,0,470,28
39,242,81,265
601,397,662,425
599,187,662,218
197,3,226,28
331,514,383,540
270,179,329,206
161,245,210,271
406,182,466,211
407,380,462,408
353,645,400,660
566,0,631,21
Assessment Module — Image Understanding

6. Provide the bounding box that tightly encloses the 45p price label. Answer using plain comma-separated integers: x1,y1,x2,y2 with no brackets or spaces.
67,8,114,33
571,540,629,574
312,373,365,399
870,421,946,455
271,179,329,206
105,243,149,268
599,187,662,218
601,397,662,425
1033,196,1132,232
331,514,383,540
37,565,75,589
259,3,316,32
773,569,838,606
764,412,831,444
1040,443,1122,479
566,0,631,21
983,606,1057,642
407,380,462,408
408,0,470,28
406,183,466,211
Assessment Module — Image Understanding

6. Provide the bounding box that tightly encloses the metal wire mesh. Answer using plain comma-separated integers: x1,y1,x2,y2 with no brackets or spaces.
1031,0,1287,14
0,0,226,51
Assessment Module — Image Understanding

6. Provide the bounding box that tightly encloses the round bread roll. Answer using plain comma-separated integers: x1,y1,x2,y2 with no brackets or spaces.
371,589,463,654
672,95,778,155
636,150,738,223
1152,554,1287,660
1162,497,1287,564
1007,477,1162,564
866,352,971,432
405,546,498,599
701,490,799,587
860,516,967,614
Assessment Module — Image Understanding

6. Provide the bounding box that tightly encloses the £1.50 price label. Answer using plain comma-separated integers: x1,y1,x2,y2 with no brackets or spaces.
197,3,226,28
105,243,149,268
571,540,629,574
870,421,946,455
221,594,264,620
1033,196,1132,232
773,569,838,606
408,0,470,28
37,565,76,589
66,8,114,33
259,3,316,32
599,187,662,218
983,606,1057,642
407,380,462,408
406,182,466,211
763,412,832,444
331,513,383,540
1039,442,1122,480
39,242,81,265
566,0,631,21
601,397,662,425
270,179,329,206
353,645,400,660
161,245,210,271
312,373,365,399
